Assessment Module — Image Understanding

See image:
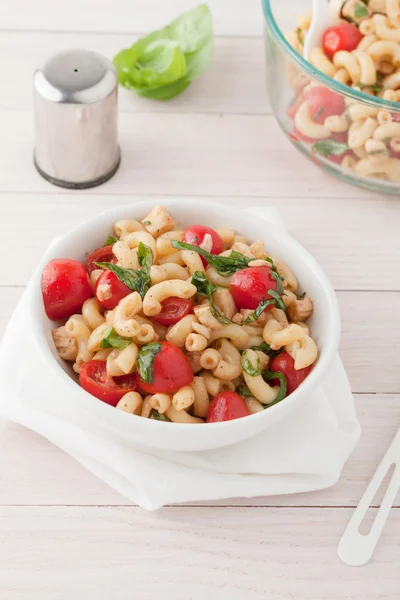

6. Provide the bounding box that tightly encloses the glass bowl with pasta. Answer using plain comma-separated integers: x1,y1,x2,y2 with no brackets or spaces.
33,200,340,452
263,0,400,194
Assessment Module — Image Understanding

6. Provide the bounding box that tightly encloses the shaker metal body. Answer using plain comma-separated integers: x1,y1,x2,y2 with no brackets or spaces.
33,49,120,189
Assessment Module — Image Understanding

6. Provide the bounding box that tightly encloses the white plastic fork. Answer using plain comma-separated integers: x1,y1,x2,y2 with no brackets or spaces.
338,428,400,566
303,0,345,60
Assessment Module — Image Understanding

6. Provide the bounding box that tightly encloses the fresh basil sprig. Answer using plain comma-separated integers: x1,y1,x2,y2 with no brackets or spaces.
151,409,172,422
312,139,349,158
262,370,287,406
104,235,117,246
172,240,251,275
354,1,369,19
100,327,131,350
241,350,261,377
96,243,153,299
191,271,232,324
137,343,162,384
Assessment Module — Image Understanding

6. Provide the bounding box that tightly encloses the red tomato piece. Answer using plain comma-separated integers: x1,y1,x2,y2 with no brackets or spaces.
183,225,224,266
94,270,131,310
42,258,92,321
306,87,345,124
230,266,278,311
206,391,250,423
86,244,117,274
269,352,312,396
80,360,137,407
137,341,194,395
322,22,363,60
153,297,193,326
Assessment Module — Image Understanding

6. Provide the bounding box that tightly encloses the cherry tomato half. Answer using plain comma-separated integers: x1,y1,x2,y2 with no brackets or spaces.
42,258,92,321
230,266,278,310
80,360,137,407
183,225,224,266
322,22,363,60
137,341,194,395
94,270,131,310
306,86,345,124
86,244,117,274
269,352,312,396
153,297,193,326
206,391,250,423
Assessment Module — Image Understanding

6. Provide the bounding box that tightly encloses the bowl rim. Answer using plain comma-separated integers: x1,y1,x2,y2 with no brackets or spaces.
31,198,341,434
262,0,400,112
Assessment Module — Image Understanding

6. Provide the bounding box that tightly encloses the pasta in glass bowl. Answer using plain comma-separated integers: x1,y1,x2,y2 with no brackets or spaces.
263,0,400,194
32,200,340,451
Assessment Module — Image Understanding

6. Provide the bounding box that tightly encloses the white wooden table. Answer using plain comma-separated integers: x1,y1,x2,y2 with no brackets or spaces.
1,1,399,597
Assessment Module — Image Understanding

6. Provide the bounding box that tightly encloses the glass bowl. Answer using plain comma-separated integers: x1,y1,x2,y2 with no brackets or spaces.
263,0,400,195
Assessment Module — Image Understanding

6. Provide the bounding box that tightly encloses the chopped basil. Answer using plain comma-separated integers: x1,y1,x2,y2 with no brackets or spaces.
250,343,282,359
354,2,369,18
236,384,253,398
137,343,162,384
172,240,251,275
368,149,390,156
151,409,172,422
143,220,152,226
100,327,132,350
138,242,153,274
312,139,349,158
262,370,287,406
296,27,303,45
358,82,384,93
241,350,261,377
104,235,117,246
95,257,151,299
312,106,324,122
243,297,276,324
191,271,232,324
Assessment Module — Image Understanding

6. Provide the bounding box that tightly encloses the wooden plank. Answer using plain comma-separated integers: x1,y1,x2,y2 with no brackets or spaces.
0,33,268,115
0,395,398,507
0,0,264,36
0,194,397,290
0,506,399,599
0,109,388,201
0,287,398,393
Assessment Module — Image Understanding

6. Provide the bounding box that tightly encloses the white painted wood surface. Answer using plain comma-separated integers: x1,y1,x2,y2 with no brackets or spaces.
1,0,399,596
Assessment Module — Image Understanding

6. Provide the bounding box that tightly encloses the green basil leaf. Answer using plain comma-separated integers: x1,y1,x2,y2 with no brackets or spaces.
268,289,287,312
104,236,117,246
113,4,213,101
100,327,132,350
143,220,152,226
262,370,287,406
151,409,172,422
241,350,261,377
191,271,232,324
173,240,251,275
138,242,153,274
137,343,162,384
236,384,253,398
250,343,282,359
296,27,303,45
243,298,275,324
312,106,325,122
354,2,369,18
95,262,150,299
358,82,383,93
312,139,349,158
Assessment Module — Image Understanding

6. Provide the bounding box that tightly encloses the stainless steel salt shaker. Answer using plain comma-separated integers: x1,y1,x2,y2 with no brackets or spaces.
33,49,120,189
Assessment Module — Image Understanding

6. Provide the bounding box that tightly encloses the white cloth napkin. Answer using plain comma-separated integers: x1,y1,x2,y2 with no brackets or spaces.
0,210,361,511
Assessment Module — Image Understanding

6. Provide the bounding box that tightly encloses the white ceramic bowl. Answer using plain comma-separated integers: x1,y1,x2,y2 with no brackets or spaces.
30,199,340,452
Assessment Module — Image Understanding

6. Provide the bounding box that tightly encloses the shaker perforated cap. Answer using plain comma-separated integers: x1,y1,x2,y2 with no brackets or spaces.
33,49,120,189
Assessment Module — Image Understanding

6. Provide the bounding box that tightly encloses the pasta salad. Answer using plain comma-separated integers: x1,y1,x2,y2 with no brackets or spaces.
286,0,400,182
42,206,317,424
